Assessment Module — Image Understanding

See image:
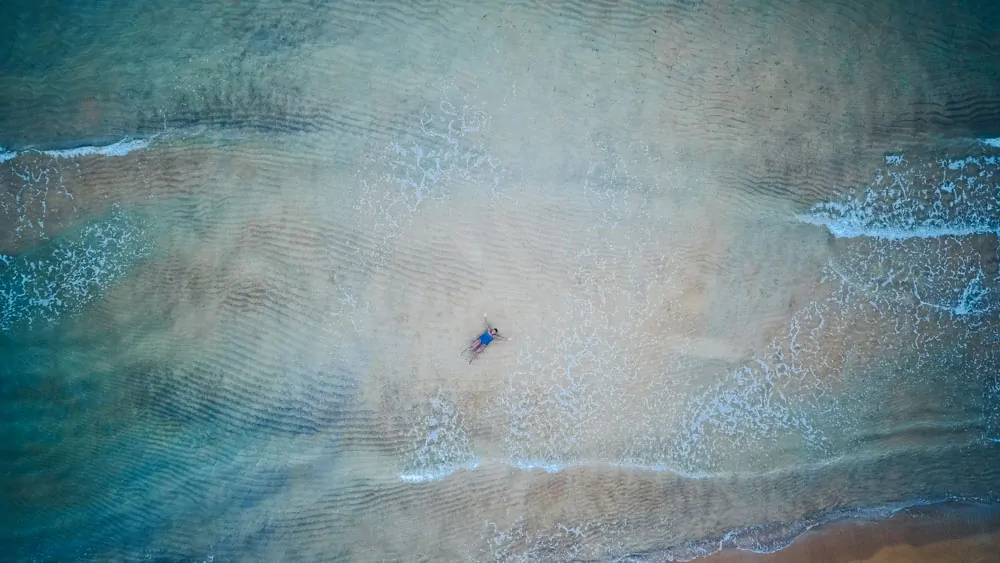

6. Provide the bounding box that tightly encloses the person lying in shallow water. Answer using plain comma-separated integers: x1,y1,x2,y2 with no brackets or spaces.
463,313,506,364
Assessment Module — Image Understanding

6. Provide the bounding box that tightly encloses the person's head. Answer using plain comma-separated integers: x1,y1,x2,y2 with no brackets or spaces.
491,328,499,335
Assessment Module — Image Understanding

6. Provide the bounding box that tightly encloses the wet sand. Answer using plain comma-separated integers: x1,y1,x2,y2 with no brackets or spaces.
694,502,1000,563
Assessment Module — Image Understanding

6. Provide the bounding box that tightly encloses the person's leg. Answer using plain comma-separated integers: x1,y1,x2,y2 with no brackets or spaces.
468,345,484,364
463,338,482,354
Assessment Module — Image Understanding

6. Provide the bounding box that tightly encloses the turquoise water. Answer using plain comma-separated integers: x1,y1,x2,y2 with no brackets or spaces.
3,0,1000,560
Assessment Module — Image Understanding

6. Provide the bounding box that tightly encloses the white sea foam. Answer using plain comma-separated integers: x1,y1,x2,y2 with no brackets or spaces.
0,206,150,333
668,360,830,473
799,151,1000,239
509,460,566,473
353,93,506,270
399,395,479,484
399,459,480,483
945,155,999,169
798,212,998,239
0,137,149,162
953,275,991,316
807,151,1000,329
398,458,716,483
0,146,16,163
40,138,149,159
496,137,680,475
981,138,1000,148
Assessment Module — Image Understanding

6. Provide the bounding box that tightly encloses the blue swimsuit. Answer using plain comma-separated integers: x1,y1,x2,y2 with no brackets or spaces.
479,331,494,346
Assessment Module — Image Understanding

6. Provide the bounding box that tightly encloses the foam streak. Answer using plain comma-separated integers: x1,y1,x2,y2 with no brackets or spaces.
0,138,149,162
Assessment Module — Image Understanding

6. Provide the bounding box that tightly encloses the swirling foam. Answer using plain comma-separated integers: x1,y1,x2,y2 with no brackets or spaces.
0,206,151,333
399,395,480,483
798,151,1000,239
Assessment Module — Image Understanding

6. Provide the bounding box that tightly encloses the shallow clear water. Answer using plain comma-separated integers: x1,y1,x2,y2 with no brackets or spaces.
2,0,1000,560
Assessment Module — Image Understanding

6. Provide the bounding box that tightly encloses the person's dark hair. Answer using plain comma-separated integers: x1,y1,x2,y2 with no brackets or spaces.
492,328,499,334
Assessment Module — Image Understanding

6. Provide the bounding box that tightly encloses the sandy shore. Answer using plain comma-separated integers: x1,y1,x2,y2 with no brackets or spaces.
691,502,1000,563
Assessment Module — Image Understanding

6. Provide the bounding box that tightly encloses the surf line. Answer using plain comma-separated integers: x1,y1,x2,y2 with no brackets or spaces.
0,137,149,162
796,213,1000,240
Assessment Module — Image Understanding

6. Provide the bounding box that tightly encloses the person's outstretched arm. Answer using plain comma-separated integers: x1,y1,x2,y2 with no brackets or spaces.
484,313,492,331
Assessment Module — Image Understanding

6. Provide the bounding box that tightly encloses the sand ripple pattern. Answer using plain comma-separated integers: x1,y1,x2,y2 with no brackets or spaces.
3,0,1000,561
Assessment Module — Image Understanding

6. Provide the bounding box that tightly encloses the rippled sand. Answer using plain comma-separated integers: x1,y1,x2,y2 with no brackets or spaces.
2,0,1000,561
